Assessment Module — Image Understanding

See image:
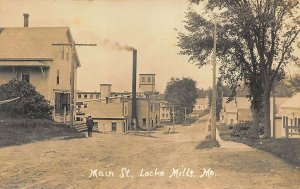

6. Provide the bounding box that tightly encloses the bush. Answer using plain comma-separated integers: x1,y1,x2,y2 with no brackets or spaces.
231,121,252,139
0,79,53,119
231,121,265,139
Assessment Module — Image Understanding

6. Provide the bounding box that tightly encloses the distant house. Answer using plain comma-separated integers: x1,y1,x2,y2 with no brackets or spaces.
191,97,209,117
160,101,171,123
274,93,300,138
270,97,289,138
237,109,251,123
79,101,128,133
194,97,209,111
220,97,251,125
0,19,80,122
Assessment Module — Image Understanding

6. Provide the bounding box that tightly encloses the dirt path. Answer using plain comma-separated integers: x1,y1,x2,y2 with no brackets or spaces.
0,119,299,188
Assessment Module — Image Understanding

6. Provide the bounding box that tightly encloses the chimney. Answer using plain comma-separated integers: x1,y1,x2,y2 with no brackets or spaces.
132,49,137,127
23,13,29,27
100,84,112,99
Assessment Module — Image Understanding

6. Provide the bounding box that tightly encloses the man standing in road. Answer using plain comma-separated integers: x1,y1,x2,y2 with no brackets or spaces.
86,116,94,137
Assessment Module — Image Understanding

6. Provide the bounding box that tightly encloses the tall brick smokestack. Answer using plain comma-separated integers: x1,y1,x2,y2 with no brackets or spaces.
132,49,137,128
23,13,29,27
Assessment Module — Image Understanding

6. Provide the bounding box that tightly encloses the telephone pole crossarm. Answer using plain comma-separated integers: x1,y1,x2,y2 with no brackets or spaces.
52,43,97,46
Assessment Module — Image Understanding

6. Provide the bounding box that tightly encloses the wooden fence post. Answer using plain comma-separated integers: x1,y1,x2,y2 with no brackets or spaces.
285,116,288,139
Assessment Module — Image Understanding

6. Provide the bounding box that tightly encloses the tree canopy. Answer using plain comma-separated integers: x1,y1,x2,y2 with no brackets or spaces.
178,0,299,138
164,77,197,121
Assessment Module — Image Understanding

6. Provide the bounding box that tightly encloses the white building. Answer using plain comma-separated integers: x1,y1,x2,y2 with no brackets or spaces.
0,14,80,122
273,94,300,138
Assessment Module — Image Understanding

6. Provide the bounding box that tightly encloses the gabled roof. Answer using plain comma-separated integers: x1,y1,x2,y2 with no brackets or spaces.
0,27,80,66
223,97,251,113
279,92,300,109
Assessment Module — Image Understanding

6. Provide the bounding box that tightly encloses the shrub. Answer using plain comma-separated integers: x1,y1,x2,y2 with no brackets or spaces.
0,79,53,119
231,121,265,139
231,121,252,139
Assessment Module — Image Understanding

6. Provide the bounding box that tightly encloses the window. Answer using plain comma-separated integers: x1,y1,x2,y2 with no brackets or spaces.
56,70,60,85
22,68,30,82
112,122,117,131
148,77,151,82
162,113,165,117
96,94,100,99
142,77,145,82
142,118,146,126
84,104,87,108
78,94,81,99
90,94,93,99
54,92,70,114
166,114,169,118
84,95,87,99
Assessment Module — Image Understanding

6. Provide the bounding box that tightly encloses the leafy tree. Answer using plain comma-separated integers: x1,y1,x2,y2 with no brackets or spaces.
288,74,300,93
165,77,197,122
273,80,293,97
0,79,53,119
197,88,207,98
178,0,299,138
222,85,233,97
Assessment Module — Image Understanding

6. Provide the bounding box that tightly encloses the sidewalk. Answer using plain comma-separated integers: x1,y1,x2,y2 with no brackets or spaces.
204,114,252,150
216,128,253,150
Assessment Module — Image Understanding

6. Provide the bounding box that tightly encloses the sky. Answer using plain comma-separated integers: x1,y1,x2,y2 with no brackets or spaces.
0,0,214,93
0,0,298,93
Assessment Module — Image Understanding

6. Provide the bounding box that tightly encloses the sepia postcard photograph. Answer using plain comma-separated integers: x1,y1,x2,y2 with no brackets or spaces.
0,0,299,188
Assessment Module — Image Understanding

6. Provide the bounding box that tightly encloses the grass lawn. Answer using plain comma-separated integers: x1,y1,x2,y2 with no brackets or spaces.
217,123,300,167
0,117,85,148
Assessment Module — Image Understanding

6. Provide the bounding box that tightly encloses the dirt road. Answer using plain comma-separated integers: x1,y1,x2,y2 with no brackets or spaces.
0,118,299,188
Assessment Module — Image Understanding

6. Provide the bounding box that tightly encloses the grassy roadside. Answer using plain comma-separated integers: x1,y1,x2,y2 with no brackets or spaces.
0,117,85,148
196,134,220,149
217,123,300,167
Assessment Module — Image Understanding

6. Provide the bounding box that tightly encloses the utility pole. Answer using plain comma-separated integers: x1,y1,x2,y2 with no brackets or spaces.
52,41,97,128
211,20,217,142
147,95,150,135
172,105,175,132
184,107,187,123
